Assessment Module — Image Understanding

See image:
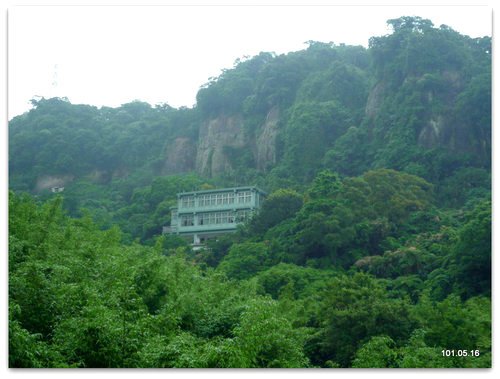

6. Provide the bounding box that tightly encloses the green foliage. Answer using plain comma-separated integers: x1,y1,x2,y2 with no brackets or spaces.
355,247,434,279
352,324,490,368
370,16,471,83
437,167,490,208
230,299,310,367
306,169,342,199
316,273,417,367
352,335,398,368
412,294,491,366
449,200,491,298
196,53,274,117
282,101,352,181
9,98,193,186
362,17,491,200
255,263,335,300
9,303,69,368
8,16,491,368
249,188,303,235
323,126,371,176
297,60,369,113
218,242,275,280
194,234,236,268
352,330,456,368
10,16,490,216
8,193,313,368
270,169,433,267
9,168,490,370
396,329,454,368
361,169,433,223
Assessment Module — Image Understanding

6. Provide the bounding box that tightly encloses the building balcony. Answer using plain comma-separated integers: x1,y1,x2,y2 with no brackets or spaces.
177,222,238,234
177,202,255,213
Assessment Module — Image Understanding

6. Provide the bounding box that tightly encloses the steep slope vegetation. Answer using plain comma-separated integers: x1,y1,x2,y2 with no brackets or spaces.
10,17,490,201
8,16,492,368
9,18,491,243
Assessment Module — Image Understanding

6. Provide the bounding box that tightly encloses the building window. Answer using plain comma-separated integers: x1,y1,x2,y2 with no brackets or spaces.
220,212,229,223
216,193,223,205
198,211,238,226
181,196,194,208
236,210,252,222
180,214,194,226
198,195,206,207
237,191,252,203
202,213,211,225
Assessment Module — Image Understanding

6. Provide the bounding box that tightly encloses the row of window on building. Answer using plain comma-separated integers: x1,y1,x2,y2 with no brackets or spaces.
180,210,252,227
180,191,252,208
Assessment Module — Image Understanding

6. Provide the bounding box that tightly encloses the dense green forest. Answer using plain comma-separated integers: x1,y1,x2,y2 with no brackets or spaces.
9,16,491,368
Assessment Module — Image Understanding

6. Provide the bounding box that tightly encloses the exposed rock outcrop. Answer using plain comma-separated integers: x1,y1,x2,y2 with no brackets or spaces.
256,106,280,171
162,137,196,175
418,116,444,148
365,81,386,120
195,115,246,177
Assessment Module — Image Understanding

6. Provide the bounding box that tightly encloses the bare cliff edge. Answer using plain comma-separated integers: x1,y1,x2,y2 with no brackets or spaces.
255,106,280,172
31,107,281,190
195,114,246,177
159,107,280,178
162,137,196,175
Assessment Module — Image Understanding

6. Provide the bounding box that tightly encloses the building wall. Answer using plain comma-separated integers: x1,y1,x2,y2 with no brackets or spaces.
178,189,257,211
170,186,265,241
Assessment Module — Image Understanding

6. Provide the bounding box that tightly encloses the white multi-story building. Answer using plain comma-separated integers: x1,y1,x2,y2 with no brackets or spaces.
167,186,266,246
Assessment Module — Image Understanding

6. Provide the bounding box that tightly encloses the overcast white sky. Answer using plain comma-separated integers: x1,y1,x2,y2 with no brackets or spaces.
7,4,492,119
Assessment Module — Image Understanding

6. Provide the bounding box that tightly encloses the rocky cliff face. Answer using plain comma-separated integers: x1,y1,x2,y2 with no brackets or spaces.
365,81,386,120
416,70,463,148
418,116,444,148
256,106,280,171
162,137,196,175
195,115,246,177
366,70,489,163
181,107,282,177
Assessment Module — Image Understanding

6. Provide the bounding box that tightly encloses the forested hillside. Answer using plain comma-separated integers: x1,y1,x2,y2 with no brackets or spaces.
9,16,491,368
